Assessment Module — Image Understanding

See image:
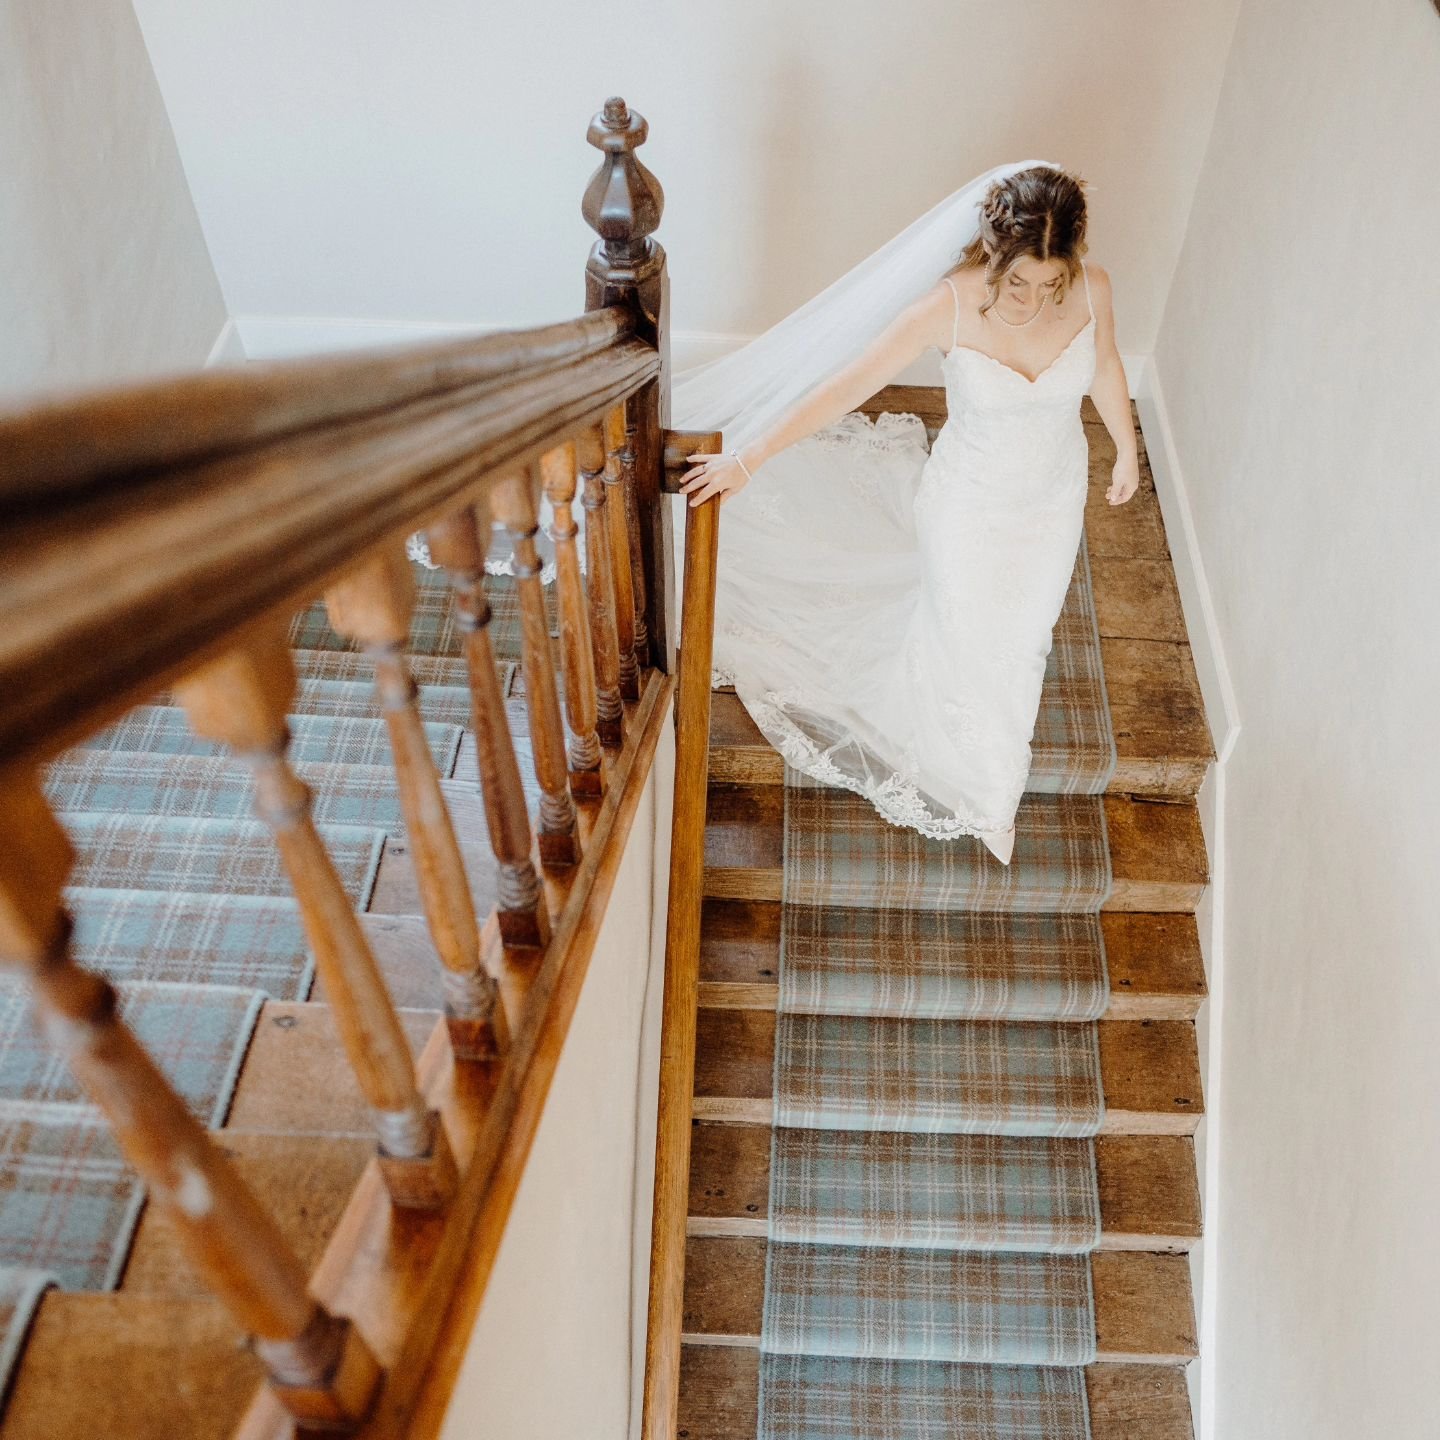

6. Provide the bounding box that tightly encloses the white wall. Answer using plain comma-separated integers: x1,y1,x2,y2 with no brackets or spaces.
130,0,1239,378
0,0,226,398
439,710,674,1440
1150,2,1440,1436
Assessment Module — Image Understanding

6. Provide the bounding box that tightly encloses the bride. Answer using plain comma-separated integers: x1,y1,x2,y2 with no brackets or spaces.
673,161,1140,866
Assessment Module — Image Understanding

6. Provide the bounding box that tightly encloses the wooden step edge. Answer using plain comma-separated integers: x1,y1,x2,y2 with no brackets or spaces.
702,866,1207,914
692,1012,1205,1138
696,979,1202,1022
707,742,1210,800
681,1241,1196,1366
676,1346,1195,1440
685,1130,1201,1255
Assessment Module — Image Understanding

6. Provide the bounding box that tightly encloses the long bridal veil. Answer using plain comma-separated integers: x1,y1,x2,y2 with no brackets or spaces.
667,158,1068,843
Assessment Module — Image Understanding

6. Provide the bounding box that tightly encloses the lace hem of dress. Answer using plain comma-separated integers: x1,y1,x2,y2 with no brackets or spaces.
734,684,1017,841
811,409,932,452
406,531,562,585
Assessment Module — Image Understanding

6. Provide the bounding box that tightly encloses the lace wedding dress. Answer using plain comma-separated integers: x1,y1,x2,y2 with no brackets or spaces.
710,260,1097,866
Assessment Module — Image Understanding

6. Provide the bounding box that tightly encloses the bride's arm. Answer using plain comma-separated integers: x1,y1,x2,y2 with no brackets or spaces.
679,284,950,505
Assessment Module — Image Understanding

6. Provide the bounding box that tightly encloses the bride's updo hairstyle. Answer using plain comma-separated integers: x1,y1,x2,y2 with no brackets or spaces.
954,165,1090,320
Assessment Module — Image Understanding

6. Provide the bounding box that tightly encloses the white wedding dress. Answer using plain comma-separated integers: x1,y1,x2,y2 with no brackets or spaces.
710,261,1097,866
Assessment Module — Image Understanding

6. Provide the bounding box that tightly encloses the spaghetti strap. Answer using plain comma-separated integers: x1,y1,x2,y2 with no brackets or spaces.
942,274,961,351
1080,260,1093,324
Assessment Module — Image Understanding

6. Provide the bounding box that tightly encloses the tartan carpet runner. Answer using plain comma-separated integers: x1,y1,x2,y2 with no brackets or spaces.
759,526,1116,1440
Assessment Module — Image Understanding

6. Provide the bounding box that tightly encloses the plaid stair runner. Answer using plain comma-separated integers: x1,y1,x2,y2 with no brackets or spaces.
758,525,1116,1440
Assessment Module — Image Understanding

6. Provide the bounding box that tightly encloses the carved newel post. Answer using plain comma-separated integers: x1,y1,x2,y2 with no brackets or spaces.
581,95,675,672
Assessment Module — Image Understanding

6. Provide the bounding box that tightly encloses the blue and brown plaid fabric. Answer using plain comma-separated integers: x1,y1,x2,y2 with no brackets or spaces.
762,1244,1096,1366
287,676,476,729
774,1016,1103,1138
759,525,1119,1439
83,706,462,778
61,813,384,904
779,905,1108,1022
0,1104,144,1291
758,1353,1091,1440
276,649,487,691
0,981,264,1130
65,890,317,999
783,784,1113,914
770,1131,1100,1253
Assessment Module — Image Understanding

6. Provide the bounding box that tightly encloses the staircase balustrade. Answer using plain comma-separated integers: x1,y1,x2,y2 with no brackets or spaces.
0,93,681,1437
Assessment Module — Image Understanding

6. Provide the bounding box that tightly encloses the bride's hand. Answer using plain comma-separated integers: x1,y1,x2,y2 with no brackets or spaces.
678,451,752,508
1106,455,1140,506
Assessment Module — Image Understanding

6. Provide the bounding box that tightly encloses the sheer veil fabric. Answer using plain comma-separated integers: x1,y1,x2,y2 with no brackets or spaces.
670,159,1083,865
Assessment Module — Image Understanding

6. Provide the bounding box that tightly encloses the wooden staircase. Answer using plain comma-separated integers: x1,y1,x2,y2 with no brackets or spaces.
668,389,1214,1439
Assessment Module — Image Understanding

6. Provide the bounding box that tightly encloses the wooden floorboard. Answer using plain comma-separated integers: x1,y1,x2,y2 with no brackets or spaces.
702,786,1209,912
686,1123,1201,1253
696,899,1207,1021
691,1009,1203,1136
224,1001,441,1136
676,1346,1195,1440
120,1132,373,1296
681,1237,1197,1364
0,1295,260,1440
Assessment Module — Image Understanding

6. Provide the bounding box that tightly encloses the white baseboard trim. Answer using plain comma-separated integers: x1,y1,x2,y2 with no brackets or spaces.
204,318,245,368
1134,357,1241,1440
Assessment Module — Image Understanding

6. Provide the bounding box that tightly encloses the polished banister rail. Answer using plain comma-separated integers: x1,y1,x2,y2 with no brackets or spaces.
0,93,683,1435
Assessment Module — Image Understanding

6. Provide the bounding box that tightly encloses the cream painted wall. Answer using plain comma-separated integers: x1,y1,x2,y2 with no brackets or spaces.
1150,1,1440,1436
130,0,1239,378
0,0,226,398
439,711,674,1440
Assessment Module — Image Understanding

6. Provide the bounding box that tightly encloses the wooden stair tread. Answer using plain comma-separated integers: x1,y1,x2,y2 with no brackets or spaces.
709,633,1213,797
677,1346,1194,1440
0,1294,259,1440
702,785,1209,912
691,1009,1203,1136
121,1132,373,1296
687,1124,1201,1253
681,1236,1196,1364
224,1000,441,1136
697,899,1207,1021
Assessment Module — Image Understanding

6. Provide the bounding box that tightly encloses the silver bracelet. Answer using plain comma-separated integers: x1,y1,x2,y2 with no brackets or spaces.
730,449,754,481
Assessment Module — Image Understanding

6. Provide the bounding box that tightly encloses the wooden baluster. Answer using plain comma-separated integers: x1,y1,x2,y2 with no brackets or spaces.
490,467,580,869
324,549,508,1061
174,633,457,1208
426,499,552,953
540,441,605,798
577,422,625,748
618,402,650,669
0,769,382,1428
602,403,640,701
583,95,675,671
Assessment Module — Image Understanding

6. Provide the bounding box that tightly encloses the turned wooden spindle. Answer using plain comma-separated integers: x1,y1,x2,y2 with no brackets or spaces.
602,403,640,701
490,468,580,869
324,549,508,1061
576,421,625,748
0,769,383,1428
618,403,650,667
539,441,605,798
174,633,457,1208
426,499,552,952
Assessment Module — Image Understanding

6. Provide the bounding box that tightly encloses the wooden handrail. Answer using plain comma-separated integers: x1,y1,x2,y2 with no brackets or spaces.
640,432,725,1440
0,328,660,769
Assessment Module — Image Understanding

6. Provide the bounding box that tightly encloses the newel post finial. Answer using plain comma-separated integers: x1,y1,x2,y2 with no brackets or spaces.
582,95,666,335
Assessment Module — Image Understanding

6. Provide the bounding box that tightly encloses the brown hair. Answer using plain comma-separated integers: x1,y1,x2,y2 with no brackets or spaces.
953,166,1091,319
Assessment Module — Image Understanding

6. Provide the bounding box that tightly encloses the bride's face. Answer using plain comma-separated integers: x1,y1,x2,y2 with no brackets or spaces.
1001,256,1067,302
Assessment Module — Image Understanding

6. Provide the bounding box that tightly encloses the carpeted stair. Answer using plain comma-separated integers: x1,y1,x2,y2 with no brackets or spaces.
0,554,526,1406
756,526,1119,1440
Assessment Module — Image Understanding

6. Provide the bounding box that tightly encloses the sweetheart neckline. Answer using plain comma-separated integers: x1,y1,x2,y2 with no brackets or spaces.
942,314,1096,386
